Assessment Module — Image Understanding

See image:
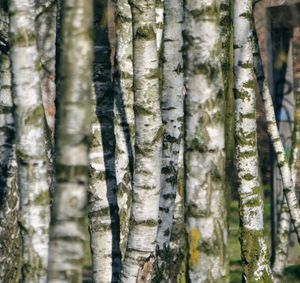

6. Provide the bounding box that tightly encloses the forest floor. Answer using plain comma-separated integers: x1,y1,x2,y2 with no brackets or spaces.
229,197,300,282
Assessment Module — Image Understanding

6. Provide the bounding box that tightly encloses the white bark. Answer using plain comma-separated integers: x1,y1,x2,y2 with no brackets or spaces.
258,66,300,238
35,0,57,138
88,1,121,282
113,0,134,260
169,141,186,281
156,0,164,51
156,140,186,282
273,198,290,283
234,1,272,281
120,0,163,281
269,34,300,281
252,20,300,243
0,7,21,281
156,0,184,253
47,0,93,282
9,0,50,281
183,1,228,282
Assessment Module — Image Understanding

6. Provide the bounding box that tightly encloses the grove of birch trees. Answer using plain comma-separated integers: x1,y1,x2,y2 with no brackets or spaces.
1,0,300,282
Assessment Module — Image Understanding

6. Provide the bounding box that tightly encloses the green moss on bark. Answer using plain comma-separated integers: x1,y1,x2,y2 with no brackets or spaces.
135,25,156,40
239,229,272,283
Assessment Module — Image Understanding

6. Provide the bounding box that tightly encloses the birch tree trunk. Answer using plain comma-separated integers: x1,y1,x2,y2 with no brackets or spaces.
253,31,300,246
169,141,186,282
234,1,272,281
252,27,290,281
156,0,164,52
183,1,228,282
88,0,121,282
155,0,184,280
9,0,51,281
47,0,93,282
35,0,57,138
269,38,300,281
0,6,21,281
113,0,134,260
120,0,163,281
272,198,290,282
251,12,300,244
156,141,186,282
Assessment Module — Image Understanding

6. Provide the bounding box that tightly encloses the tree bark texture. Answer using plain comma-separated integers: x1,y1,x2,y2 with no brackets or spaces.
155,140,186,282
9,0,51,281
156,0,184,251
35,0,57,138
254,29,300,245
273,198,290,282
252,7,300,245
0,5,21,281
271,34,300,281
168,141,186,283
156,0,163,51
88,0,121,282
120,0,163,281
234,1,272,281
113,0,134,261
155,0,184,280
47,0,93,282
183,1,228,282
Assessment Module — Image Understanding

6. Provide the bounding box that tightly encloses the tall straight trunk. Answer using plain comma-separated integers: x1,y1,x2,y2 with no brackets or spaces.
88,1,121,282
0,5,21,281
155,0,184,280
47,0,93,282
157,140,186,282
113,0,134,260
35,0,57,203
9,0,50,281
120,0,163,281
183,1,228,282
156,0,184,250
234,1,272,281
35,0,57,138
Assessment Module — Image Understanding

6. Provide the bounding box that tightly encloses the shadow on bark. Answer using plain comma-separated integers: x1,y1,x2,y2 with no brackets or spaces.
92,0,133,280
0,48,22,283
